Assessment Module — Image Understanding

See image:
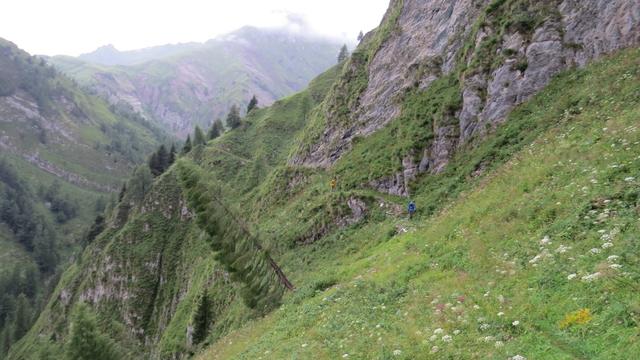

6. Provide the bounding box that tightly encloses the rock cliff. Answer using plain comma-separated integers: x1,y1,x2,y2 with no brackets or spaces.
293,0,640,196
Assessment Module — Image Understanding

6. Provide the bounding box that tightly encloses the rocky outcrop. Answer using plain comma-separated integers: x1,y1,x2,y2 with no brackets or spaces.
294,0,640,196
461,0,640,140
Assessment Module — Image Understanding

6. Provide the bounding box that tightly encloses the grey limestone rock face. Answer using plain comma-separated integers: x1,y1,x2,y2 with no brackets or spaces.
293,0,489,169
461,0,640,143
295,0,640,196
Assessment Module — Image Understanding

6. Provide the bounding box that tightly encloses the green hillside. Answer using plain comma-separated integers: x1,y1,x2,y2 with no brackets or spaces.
6,1,640,359
197,46,640,360
0,38,167,357
11,44,640,359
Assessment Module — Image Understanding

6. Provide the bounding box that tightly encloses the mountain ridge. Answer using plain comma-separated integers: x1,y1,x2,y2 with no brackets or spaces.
49,27,344,138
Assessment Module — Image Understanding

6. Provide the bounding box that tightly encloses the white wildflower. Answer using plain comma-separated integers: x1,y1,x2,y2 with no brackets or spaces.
540,236,552,245
431,346,439,353
556,245,571,254
602,242,614,249
442,335,452,342
429,335,437,342
393,350,402,356
453,329,461,335
495,341,504,348
511,356,527,360
497,312,505,317
342,354,349,358
512,320,520,326
433,328,444,334
301,343,308,348
590,248,602,254
581,272,602,282
609,264,623,270
479,323,490,331
625,177,635,182
607,255,620,262
473,305,480,310
567,273,577,280
483,336,495,342
530,248,553,264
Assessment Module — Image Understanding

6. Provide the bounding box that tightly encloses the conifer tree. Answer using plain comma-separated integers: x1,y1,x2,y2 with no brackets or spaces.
168,144,177,166
65,304,119,360
149,145,169,176
128,165,153,202
247,95,258,113
207,119,223,140
182,135,192,154
12,294,31,341
337,44,349,63
156,144,169,171
192,290,211,344
193,126,206,146
226,105,241,129
176,160,293,311
148,152,159,176
118,183,127,202
1,323,13,354
357,30,364,42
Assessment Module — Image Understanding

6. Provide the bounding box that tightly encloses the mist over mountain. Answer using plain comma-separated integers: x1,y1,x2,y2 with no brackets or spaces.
49,26,344,138
78,43,202,66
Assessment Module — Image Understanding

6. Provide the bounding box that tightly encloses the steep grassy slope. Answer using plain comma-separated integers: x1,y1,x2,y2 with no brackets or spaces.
196,48,640,359
7,65,343,360
12,42,639,360
0,38,166,357
49,27,343,138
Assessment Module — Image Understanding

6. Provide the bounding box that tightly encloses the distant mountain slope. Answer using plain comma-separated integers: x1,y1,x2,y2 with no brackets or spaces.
0,38,167,357
0,38,166,191
78,43,201,66
49,27,343,137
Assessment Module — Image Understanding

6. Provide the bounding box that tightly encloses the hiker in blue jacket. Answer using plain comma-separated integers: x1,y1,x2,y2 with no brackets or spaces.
408,201,416,219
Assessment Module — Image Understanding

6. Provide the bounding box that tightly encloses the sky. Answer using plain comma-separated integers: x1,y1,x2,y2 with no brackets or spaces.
0,0,390,56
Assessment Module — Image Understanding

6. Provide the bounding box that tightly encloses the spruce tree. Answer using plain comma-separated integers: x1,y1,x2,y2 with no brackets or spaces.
128,165,153,202
226,105,241,129
247,95,258,113
337,44,349,63
156,145,169,172
193,126,206,146
168,144,177,166
176,160,294,312
118,183,127,202
12,294,31,341
182,135,192,154
65,304,119,360
357,30,364,42
148,152,160,176
207,119,223,140
1,323,13,354
192,290,211,344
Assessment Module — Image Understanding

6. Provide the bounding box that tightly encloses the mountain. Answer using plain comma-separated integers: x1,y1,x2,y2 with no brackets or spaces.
0,38,167,357
78,43,201,66
49,27,344,138
9,0,640,359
